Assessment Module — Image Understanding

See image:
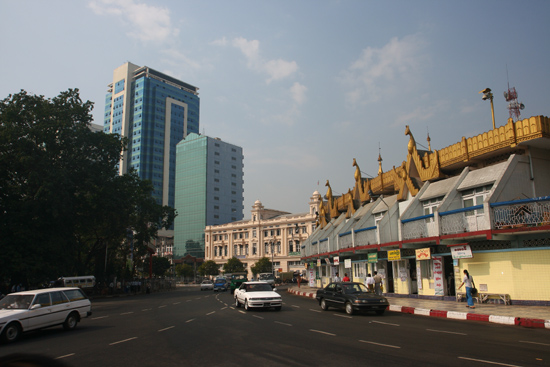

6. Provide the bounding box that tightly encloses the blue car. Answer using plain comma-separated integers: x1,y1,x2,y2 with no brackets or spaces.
213,278,228,292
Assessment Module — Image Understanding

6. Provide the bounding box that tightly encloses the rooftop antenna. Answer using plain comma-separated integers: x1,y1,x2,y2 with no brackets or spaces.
503,65,525,122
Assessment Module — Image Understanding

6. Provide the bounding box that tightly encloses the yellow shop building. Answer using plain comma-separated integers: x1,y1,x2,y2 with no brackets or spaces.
302,115,550,305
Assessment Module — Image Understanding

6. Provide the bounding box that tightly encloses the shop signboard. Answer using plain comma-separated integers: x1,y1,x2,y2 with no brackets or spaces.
333,256,340,265
388,249,401,261
433,257,444,296
450,244,473,259
368,253,378,263
415,248,431,260
324,258,331,265
308,268,315,287
344,259,351,268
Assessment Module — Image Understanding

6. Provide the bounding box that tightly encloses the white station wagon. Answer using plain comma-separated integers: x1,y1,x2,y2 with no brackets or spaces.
0,287,92,343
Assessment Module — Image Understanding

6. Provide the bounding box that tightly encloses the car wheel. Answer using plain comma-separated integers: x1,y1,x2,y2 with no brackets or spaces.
244,300,250,311
345,302,354,315
235,297,240,308
63,312,79,330
375,310,385,316
1,322,22,343
320,298,329,311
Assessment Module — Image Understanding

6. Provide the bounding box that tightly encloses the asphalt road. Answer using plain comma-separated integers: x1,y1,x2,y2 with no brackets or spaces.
1,286,549,367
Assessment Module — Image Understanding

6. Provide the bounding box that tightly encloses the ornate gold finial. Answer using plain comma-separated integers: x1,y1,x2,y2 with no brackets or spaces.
378,143,383,176
405,125,416,155
427,127,432,152
353,158,361,183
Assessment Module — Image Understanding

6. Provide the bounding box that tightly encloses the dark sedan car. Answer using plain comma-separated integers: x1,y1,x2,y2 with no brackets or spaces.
315,282,389,315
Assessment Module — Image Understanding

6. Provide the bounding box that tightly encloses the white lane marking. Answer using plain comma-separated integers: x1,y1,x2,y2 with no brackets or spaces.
110,337,138,345
142,308,152,311
195,298,201,300
309,309,322,313
291,305,300,308
92,316,108,320
158,326,175,332
458,357,522,366
173,302,181,305
207,311,216,315
239,311,246,314
158,305,167,308
253,315,264,319
359,340,401,349
275,321,292,327
310,329,336,336
120,312,134,315
220,307,227,310
427,329,467,335
333,314,352,319
186,300,192,302
370,320,400,327
185,319,195,323
519,340,550,346
55,354,75,360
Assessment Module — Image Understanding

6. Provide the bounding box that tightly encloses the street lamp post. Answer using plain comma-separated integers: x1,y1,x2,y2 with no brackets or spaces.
479,88,496,129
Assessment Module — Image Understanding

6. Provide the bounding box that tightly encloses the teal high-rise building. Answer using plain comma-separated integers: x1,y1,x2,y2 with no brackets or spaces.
174,133,244,258
103,62,200,209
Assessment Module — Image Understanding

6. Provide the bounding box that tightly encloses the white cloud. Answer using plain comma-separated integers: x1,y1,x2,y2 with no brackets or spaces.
290,82,307,104
341,33,429,105
394,99,449,127
225,37,298,84
161,49,203,71
88,0,178,42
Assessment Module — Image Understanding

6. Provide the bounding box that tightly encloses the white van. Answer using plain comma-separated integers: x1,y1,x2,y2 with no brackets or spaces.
56,276,96,289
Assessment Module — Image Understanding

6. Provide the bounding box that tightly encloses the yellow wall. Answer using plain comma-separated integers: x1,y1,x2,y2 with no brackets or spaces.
459,249,550,301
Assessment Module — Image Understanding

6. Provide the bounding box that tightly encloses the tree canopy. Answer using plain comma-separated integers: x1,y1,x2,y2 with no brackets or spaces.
223,257,246,274
0,89,176,288
251,257,272,276
198,260,220,277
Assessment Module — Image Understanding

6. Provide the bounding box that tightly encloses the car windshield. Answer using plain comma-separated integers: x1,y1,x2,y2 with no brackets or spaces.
342,284,370,294
202,280,212,284
232,274,246,280
246,284,273,292
0,294,35,310
260,274,274,280
215,279,226,284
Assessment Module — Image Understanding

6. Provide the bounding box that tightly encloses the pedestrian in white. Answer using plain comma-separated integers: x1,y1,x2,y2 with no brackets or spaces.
334,272,341,282
366,273,375,292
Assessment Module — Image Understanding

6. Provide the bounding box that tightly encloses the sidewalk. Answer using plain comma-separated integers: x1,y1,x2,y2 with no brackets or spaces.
287,285,550,329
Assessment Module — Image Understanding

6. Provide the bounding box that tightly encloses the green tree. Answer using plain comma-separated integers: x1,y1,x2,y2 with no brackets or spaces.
198,260,220,277
151,256,171,277
251,257,272,276
223,257,246,274
0,89,176,287
176,263,194,279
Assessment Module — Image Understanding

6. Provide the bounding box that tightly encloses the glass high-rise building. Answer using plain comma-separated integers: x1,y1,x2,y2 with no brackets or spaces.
103,62,200,208
174,133,244,258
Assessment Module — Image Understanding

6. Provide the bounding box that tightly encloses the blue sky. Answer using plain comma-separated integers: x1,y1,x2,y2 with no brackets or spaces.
1,0,549,216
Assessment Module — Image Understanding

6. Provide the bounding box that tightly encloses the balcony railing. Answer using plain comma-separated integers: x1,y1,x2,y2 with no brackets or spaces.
402,214,435,240
440,205,487,235
338,231,353,249
491,197,550,229
354,226,377,247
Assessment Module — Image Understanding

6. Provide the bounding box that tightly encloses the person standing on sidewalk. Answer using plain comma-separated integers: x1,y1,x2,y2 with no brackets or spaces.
458,269,475,309
373,271,383,295
366,273,375,292
334,272,341,282
342,273,350,282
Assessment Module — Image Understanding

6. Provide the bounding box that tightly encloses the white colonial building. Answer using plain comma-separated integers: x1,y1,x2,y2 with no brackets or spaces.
204,192,322,276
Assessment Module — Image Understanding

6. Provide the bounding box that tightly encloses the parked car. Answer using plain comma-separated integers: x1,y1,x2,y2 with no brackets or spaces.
200,280,214,291
315,282,389,315
229,272,248,294
234,282,282,311
0,287,92,343
213,278,228,292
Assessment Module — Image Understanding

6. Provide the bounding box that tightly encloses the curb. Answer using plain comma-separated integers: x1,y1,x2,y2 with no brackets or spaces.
287,288,550,329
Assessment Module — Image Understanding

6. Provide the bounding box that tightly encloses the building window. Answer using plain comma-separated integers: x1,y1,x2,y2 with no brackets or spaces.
462,185,492,216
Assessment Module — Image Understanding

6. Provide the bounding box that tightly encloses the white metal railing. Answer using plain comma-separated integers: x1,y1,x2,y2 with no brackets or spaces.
492,197,550,229
354,226,377,246
440,205,487,235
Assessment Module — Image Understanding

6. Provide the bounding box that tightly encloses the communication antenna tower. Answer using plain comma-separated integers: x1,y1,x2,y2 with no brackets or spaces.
503,67,525,122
